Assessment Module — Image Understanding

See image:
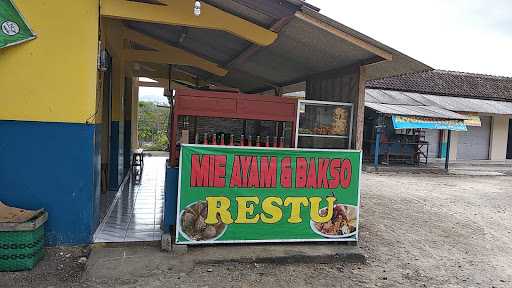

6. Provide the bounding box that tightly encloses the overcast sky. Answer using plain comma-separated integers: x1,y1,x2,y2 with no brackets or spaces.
139,87,167,103
307,0,512,77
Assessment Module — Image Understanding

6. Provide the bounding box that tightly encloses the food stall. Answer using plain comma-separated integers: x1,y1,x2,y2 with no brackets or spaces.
164,89,361,245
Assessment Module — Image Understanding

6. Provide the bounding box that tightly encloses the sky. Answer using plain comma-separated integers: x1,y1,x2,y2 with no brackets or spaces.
139,87,167,104
140,0,512,102
306,0,512,77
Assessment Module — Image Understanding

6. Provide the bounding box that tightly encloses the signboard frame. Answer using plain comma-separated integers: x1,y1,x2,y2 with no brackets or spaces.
175,144,362,245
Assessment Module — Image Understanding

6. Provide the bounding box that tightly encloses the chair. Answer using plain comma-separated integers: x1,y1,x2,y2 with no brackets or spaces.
132,148,144,169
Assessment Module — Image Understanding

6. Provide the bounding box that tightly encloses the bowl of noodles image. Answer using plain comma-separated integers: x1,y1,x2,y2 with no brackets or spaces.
179,201,227,242
310,204,358,238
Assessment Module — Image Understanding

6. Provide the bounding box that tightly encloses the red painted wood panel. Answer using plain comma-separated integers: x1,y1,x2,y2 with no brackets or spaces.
237,99,296,121
174,89,297,122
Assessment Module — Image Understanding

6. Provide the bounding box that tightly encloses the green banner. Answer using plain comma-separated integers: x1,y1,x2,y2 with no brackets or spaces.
0,0,35,49
176,145,361,245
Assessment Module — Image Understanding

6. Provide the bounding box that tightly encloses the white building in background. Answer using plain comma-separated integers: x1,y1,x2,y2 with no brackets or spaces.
366,70,512,161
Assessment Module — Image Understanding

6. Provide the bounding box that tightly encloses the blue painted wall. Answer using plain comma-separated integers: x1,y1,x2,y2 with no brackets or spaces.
163,165,179,232
108,120,125,191
441,142,448,159
108,121,119,190
92,124,102,230
118,120,125,186
123,120,132,176
0,120,99,245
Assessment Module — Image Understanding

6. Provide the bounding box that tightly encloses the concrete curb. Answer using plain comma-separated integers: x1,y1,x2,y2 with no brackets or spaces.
85,237,367,282
161,234,367,265
194,248,367,265
363,165,447,174
176,243,366,264
84,239,368,282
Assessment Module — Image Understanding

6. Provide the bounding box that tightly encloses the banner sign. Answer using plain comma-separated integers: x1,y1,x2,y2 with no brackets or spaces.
176,145,361,245
460,114,482,127
0,0,36,49
392,115,467,131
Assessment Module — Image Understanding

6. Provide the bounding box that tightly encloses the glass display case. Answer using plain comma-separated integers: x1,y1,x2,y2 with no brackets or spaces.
296,100,353,149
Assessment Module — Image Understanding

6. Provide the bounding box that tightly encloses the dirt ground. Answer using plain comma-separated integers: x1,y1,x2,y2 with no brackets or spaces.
0,246,89,288
2,172,512,287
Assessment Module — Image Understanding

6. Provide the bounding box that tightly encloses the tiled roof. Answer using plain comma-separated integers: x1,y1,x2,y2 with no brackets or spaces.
366,70,512,102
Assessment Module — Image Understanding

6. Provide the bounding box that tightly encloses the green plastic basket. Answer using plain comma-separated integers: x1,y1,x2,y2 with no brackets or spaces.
0,212,47,272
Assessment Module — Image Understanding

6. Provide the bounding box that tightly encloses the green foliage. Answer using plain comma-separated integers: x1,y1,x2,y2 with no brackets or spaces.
138,101,170,151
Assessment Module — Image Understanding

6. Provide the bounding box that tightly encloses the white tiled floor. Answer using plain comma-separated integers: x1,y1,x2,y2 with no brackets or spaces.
94,156,166,243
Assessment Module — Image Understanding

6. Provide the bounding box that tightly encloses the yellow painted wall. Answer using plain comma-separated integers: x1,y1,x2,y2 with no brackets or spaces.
0,0,99,124
131,80,140,150
110,58,125,122
101,19,125,122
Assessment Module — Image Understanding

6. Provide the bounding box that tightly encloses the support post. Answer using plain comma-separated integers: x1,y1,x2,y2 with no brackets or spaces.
355,66,367,150
374,126,382,169
274,87,282,96
445,130,452,171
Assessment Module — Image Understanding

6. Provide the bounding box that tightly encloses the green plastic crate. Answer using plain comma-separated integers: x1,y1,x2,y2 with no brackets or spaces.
0,212,47,272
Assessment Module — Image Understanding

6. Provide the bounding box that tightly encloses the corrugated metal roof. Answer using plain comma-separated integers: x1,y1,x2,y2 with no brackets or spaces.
365,89,422,106
203,0,298,28
288,88,512,116
236,16,376,84
365,103,469,120
367,89,512,115
125,0,431,92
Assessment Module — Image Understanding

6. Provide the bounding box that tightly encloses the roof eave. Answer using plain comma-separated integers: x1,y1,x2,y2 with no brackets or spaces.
297,6,432,80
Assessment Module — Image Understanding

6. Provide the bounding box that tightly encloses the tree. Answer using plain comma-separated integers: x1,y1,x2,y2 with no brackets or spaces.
138,101,170,151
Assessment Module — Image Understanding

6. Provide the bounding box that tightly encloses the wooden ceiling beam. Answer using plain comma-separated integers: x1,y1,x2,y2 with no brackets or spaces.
131,65,209,87
101,0,277,46
123,28,228,76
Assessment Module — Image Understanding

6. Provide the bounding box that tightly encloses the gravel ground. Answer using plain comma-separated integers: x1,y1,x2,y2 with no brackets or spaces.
2,173,512,287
